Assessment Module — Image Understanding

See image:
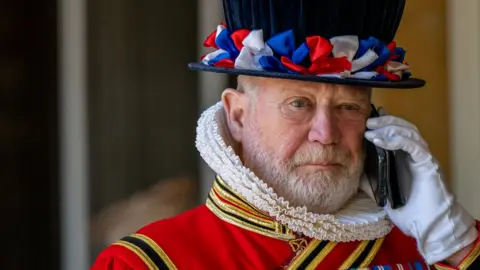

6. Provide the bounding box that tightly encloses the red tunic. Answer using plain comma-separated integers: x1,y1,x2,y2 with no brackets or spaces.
91,177,480,270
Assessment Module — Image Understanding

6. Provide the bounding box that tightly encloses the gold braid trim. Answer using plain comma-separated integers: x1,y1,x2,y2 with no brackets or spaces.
214,175,268,217
458,240,480,269
338,240,370,269
286,239,324,269
305,242,338,270
210,185,275,228
207,176,295,240
434,265,455,270
206,196,295,240
113,240,158,270
132,234,178,270
359,237,385,267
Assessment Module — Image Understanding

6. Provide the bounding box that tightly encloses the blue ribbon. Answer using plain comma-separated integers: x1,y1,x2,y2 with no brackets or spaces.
266,29,296,57
259,29,310,72
394,47,406,62
215,28,240,59
209,27,410,82
355,37,391,72
207,51,231,66
291,42,310,65
258,55,292,73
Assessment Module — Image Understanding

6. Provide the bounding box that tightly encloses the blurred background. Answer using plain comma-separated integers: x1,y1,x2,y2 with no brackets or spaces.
1,0,479,269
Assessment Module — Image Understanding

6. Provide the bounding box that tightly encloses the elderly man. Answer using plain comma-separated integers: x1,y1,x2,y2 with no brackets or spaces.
92,0,480,269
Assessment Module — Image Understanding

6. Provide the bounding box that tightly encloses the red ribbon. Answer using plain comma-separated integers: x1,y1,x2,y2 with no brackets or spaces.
375,41,401,81
203,29,219,49
281,36,351,75
230,29,251,51
376,65,401,81
214,58,234,68
203,22,228,49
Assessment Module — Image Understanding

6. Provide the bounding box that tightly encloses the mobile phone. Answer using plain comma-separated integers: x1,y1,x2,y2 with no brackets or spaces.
364,104,405,209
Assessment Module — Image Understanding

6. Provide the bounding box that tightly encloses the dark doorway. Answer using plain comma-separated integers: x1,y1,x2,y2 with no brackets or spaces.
0,1,59,270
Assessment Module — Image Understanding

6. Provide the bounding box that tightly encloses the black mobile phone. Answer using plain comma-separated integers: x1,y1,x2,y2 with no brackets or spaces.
364,104,405,209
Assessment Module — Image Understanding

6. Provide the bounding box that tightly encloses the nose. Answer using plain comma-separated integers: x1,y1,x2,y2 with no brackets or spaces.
307,107,340,145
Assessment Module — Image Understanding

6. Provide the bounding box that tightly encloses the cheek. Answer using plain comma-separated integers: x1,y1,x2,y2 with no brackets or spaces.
338,121,365,160
254,110,307,161
275,130,305,161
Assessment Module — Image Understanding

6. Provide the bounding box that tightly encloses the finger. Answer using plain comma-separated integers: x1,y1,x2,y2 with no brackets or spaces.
367,115,419,132
365,135,431,163
377,106,387,116
364,126,429,148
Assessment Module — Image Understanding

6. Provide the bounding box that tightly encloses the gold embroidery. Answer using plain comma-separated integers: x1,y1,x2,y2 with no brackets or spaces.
214,176,268,217
286,239,323,269
211,175,389,269
305,242,338,270
207,176,295,240
434,265,454,270
289,238,308,253
359,237,385,267
209,188,274,228
114,240,158,270
132,234,178,270
338,240,370,269
206,197,295,240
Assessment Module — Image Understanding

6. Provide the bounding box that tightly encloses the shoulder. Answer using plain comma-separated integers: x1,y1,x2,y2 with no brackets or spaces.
90,241,155,270
90,205,218,270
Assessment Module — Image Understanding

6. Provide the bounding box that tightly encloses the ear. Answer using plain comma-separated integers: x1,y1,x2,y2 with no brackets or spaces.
221,88,246,142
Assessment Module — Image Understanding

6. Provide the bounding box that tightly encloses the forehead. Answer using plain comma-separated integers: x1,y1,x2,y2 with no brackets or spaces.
245,76,370,100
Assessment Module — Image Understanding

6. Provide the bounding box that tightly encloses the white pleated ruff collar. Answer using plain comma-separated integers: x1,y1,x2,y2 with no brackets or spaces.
195,102,392,242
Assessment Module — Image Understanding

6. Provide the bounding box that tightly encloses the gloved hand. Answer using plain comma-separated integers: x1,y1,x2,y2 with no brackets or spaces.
362,108,478,264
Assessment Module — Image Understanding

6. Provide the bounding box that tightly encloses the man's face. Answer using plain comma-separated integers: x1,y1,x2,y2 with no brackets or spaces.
225,76,371,214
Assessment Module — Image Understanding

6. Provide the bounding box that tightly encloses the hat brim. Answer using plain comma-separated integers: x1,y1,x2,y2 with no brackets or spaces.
188,62,425,89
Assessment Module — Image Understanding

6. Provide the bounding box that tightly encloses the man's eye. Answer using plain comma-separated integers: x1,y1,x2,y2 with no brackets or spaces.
290,99,310,108
340,104,360,111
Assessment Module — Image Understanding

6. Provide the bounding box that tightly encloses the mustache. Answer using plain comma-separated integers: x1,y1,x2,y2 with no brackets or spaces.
291,146,351,166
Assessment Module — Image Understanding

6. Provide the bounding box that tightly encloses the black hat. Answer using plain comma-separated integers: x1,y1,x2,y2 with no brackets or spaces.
188,0,425,89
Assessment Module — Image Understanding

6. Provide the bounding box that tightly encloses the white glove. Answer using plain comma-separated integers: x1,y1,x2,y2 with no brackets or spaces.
362,108,478,264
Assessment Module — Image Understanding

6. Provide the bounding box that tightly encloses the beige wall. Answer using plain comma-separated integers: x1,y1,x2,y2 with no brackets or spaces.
371,0,450,181
448,0,480,218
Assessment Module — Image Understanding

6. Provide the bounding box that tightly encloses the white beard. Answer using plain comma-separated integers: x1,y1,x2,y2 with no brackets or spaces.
195,101,392,242
242,123,364,214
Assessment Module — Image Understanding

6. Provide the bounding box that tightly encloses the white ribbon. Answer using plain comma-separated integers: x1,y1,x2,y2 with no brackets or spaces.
330,35,359,62
202,49,228,65
351,49,379,72
386,61,410,77
204,26,408,81
325,36,379,76
234,29,274,70
215,25,226,40
202,25,228,65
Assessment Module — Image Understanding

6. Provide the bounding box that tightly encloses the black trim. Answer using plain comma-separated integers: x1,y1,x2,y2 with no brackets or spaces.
208,194,274,232
214,176,248,205
188,62,426,89
349,239,376,268
121,236,171,270
296,241,329,269
214,176,268,216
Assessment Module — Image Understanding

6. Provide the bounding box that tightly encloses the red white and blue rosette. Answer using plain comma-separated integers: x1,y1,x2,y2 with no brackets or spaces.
198,24,417,85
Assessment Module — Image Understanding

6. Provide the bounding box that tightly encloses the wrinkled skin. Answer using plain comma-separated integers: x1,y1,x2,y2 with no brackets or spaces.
222,76,371,214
